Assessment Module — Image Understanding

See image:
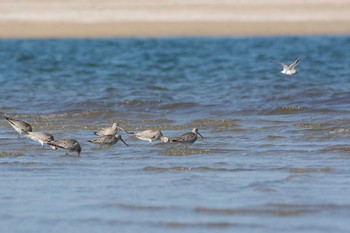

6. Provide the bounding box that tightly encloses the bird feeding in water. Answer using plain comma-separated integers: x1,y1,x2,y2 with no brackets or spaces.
170,128,204,147
88,134,129,148
26,131,54,147
4,116,32,138
47,139,82,156
94,123,129,136
129,129,169,144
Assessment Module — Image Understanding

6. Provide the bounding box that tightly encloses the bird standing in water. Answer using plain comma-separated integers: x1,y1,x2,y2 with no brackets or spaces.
26,131,54,147
129,129,169,144
4,116,32,138
48,139,82,156
88,134,129,148
94,123,129,136
171,128,204,147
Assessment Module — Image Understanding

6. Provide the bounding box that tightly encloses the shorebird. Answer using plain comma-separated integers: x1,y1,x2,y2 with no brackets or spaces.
94,123,129,136
88,134,128,148
26,132,54,147
271,57,299,75
47,139,81,156
170,128,204,146
4,116,32,138
129,129,169,144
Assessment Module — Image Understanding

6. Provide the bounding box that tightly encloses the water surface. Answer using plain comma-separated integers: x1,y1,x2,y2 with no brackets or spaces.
1,36,350,233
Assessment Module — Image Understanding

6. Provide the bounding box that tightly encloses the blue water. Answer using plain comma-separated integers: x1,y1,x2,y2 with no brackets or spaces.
1,36,350,233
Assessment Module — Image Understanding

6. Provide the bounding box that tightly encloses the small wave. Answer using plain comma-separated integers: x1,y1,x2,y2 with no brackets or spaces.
117,203,168,211
336,119,350,124
160,102,199,110
321,146,350,153
195,206,312,216
329,128,350,134
160,221,236,229
295,123,327,129
0,152,25,157
288,167,333,173
147,85,168,91
268,203,350,213
0,161,40,165
253,186,276,193
188,119,240,131
160,148,236,156
144,166,253,172
119,99,162,107
266,135,286,140
196,203,350,217
0,106,15,111
264,106,306,115
16,54,35,62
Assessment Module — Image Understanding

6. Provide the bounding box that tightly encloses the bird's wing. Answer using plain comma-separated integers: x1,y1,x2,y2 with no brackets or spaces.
171,132,194,142
47,140,63,149
136,130,159,140
271,60,289,70
288,57,299,69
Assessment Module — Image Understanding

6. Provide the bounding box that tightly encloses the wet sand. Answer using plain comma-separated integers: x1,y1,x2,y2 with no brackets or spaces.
0,0,350,38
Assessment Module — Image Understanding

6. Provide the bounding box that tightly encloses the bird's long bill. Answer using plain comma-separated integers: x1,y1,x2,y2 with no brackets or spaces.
117,125,132,134
197,132,204,138
120,137,129,146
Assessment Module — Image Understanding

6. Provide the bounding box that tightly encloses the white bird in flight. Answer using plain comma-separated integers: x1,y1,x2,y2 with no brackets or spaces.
271,57,300,75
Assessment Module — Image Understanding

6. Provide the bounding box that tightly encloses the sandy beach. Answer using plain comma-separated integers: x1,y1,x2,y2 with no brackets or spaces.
1,0,350,38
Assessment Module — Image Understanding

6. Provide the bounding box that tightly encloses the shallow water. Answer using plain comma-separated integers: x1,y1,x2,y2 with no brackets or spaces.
1,36,350,233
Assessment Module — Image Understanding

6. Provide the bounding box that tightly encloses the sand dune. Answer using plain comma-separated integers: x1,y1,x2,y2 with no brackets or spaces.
1,0,350,37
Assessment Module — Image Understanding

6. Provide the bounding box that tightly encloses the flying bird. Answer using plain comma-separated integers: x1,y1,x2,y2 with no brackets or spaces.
271,57,299,75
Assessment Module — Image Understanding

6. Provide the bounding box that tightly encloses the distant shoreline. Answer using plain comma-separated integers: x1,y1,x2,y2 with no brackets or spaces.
1,20,350,38
1,0,350,38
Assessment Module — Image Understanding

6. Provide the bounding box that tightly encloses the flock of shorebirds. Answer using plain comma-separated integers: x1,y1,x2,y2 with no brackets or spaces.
2,115,204,156
2,58,299,156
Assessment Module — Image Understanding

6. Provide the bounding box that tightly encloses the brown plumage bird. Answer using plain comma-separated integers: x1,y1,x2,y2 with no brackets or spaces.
94,123,129,136
88,134,128,148
47,139,82,156
4,116,32,138
171,128,204,146
26,131,54,147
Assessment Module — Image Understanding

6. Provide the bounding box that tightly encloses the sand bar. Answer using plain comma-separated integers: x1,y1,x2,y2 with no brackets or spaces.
1,0,350,38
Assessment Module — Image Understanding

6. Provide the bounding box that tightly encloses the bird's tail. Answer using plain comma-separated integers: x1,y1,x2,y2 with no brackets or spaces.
47,141,57,150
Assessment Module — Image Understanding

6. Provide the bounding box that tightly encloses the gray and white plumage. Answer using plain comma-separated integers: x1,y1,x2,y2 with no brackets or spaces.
4,116,32,137
47,139,82,156
94,123,128,136
88,134,128,148
271,57,299,75
171,128,204,144
131,130,169,143
26,131,54,147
